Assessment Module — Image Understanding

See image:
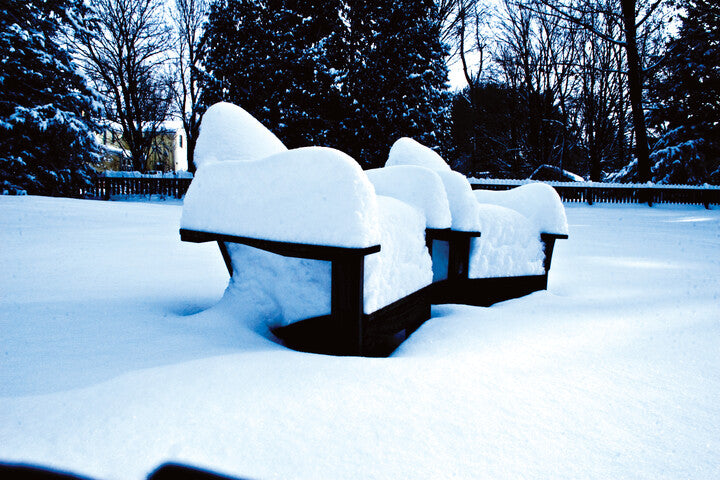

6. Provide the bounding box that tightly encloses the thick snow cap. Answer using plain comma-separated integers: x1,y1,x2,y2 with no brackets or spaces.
385,138,479,231
436,170,481,231
182,147,381,248
365,195,434,314
366,165,452,229
473,183,569,235
469,204,545,278
386,137,451,171
194,102,287,169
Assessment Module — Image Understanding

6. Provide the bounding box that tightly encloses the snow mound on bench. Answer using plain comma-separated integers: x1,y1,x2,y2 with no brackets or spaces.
469,204,545,278
473,183,568,235
366,165,451,229
386,137,451,172
194,102,287,169
219,196,432,324
384,138,479,231
364,195,433,314
182,147,381,248
224,243,331,325
437,170,481,231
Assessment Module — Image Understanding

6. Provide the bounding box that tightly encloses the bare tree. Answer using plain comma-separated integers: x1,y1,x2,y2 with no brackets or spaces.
494,0,582,175
170,0,208,173
72,0,173,172
574,9,628,180
527,0,669,182
435,0,463,47
453,1,491,164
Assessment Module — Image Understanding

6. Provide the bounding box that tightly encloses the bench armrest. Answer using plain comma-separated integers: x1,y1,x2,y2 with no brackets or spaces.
180,228,381,261
540,233,568,241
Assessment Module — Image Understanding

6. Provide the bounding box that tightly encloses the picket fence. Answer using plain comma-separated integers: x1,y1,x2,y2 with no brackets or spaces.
83,175,720,208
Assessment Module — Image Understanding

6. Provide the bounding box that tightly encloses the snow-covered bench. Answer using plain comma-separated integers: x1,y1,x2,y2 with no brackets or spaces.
444,183,568,306
180,104,433,356
365,157,482,288
384,138,568,306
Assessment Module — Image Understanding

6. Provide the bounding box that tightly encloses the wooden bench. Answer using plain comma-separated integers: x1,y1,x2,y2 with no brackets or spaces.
180,227,565,354
426,229,567,306
180,228,431,357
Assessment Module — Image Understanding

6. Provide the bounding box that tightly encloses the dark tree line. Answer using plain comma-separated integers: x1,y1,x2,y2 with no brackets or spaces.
200,0,450,168
448,0,652,181
2,0,718,196
448,0,718,185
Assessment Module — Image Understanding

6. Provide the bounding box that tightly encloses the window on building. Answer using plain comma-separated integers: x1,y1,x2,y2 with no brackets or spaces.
179,135,183,148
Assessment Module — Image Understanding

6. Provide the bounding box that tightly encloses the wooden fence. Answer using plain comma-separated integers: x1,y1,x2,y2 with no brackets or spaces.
83,176,720,208
83,176,193,199
470,180,720,209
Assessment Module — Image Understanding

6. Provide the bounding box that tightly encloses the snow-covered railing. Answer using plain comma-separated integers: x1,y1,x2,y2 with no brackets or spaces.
83,176,193,199
84,175,719,207
469,179,720,208
101,171,194,178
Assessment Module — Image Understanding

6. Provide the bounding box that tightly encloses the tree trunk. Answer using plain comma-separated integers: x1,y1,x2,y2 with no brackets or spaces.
621,0,650,182
187,133,197,173
459,12,479,170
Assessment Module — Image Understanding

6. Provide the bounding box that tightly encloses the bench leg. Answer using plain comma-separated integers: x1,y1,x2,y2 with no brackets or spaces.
540,234,560,290
217,241,233,276
331,256,365,356
540,235,558,274
447,236,471,281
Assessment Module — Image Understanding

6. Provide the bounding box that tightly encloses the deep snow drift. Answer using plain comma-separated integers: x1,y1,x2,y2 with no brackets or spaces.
1,196,719,480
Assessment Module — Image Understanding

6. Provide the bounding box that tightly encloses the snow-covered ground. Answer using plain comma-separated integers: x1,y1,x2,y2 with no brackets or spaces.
1,196,719,479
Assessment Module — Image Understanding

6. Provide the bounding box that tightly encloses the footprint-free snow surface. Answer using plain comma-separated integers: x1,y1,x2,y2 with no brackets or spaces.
1,196,719,479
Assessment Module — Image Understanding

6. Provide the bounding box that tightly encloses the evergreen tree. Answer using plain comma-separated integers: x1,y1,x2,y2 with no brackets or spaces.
279,0,350,147
450,83,584,179
201,0,283,130
345,0,450,167
200,0,450,168
0,0,101,196
645,0,720,184
201,0,348,150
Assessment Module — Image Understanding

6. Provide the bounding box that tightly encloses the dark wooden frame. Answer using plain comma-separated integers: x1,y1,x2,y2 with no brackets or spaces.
426,229,568,307
180,228,431,356
425,228,482,281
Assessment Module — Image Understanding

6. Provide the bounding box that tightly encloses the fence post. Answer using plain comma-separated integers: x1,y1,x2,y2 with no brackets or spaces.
586,187,593,205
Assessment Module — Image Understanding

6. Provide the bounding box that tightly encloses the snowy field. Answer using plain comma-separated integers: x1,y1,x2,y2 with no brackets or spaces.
1,195,719,479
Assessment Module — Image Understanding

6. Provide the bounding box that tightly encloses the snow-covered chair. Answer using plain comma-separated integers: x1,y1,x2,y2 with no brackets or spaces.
384,138,483,282
455,183,568,305
384,137,568,306
180,103,433,356
365,163,453,249
473,182,569,275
